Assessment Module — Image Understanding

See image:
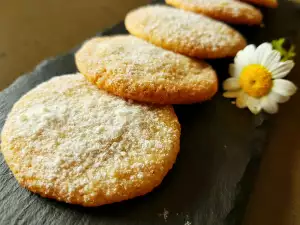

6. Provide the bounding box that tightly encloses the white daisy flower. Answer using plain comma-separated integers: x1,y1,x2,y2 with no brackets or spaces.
223,43,297,114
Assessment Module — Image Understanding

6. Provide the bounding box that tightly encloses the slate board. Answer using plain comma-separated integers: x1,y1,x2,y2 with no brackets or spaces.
0,0,299,224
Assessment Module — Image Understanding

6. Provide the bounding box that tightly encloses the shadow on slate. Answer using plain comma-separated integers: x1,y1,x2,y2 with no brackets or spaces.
0,0,299,224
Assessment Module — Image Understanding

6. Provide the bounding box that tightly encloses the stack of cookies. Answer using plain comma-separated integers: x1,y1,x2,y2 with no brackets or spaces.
1,0,277,207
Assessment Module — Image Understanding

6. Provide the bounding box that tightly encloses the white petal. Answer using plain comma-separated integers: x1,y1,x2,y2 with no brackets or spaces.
231,45,258,79
236,92,248,108
235,45,255,61
261,96,279,114
271,60,295,79
273,79,297,96
269,92,290,103
261,50,281,71
254,43,273,64
235,44,256,67
256,43,273,51
223,78,240,91
246,97,262,114
229,64,241,77
242,44,256,55
234,57,250,71
223,91,241,98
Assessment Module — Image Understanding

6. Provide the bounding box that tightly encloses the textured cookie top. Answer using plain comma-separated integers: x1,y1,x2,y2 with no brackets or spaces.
1,74,180,206
166,0,263,25
75,35,218,104
125,5,246,58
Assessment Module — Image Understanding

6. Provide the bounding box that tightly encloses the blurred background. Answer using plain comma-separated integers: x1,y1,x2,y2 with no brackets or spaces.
0,0,148,90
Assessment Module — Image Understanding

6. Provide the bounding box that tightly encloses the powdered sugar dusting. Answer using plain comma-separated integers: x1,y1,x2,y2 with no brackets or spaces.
165,0,262,23
126,5,243,55
76,35,216,87
1,74,180,205
125,5,246,57
180,0,257,12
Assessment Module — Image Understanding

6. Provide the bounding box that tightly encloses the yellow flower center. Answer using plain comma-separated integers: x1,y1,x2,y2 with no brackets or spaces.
239,64,273,98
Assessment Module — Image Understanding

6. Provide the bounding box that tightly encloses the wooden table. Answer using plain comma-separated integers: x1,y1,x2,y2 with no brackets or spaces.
244,83,300,224
1,1,299,225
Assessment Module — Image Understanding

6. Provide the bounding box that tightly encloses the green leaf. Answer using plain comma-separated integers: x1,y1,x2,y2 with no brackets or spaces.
271,38,296,61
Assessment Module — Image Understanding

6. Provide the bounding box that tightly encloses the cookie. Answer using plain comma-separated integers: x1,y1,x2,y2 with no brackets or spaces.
75,35,218,104
165,0,263,25
240,0,278,8
1,74,180,207
125,5,247,59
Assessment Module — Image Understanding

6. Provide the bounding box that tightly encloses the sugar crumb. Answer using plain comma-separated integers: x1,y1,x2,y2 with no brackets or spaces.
158,208,169,222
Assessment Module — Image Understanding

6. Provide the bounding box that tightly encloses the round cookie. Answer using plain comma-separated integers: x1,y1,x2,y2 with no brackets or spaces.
1,74,180,207
75,35,218,105
165,0,263,25
125,5,247,59
240,0,278,8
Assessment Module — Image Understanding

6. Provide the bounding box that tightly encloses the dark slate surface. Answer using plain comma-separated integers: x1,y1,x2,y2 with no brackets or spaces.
0,0,299,224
